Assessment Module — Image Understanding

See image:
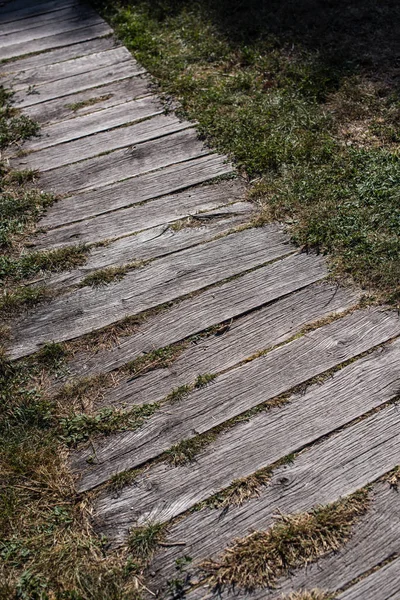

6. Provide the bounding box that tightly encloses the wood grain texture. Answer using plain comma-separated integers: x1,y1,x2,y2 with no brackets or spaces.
33,156,236,247
14,95,164,152
0,0,75,23
0,13,104,48
9,226,292,359
2,46,131,90
93,335,400,531
0,36,117,74
74,308,400,493
0,21,113,61
67,253,328,379
103,282,359,410
45,203,253,289
147,404,400,593
337,558,400,600
22,76,152,125
39,128,209,195
13,115,191,171
186,483,400,600
12,59,144,107
0,4,97,37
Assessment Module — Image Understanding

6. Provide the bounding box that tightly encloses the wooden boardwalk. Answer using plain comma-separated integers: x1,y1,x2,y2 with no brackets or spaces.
1,1,399,598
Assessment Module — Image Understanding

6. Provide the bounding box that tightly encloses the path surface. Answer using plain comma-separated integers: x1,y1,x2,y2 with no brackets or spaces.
2,1,399,598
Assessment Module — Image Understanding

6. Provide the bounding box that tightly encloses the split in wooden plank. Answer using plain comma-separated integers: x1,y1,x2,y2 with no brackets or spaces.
2,46,132,90
33,156,236,248
0,13,105,49
337,558,400,600
103,282,359,411
0,4,98,37
147,404,400,592
12,59,144,107
15,95,163,153
93,333,400,532
0,21,113,62
39,128,210,195
9,226,292,359
0,37,118,76
45,203,254,289
0,0,76,23
66,252,328,378
13,114,192,171
22,76,152,125
74,307,400,493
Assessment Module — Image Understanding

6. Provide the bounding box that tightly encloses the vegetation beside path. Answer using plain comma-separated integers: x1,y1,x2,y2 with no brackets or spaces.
98,0,400,304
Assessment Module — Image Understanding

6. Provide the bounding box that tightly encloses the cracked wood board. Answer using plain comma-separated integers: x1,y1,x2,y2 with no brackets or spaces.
148,404,400,594
103,282,359,410
73,307,400,492
35,156,235,242
39,128,210,195
45,203,253,289
67,253,328,378
11,58,142,105
2,46,131,90
9,226,292,359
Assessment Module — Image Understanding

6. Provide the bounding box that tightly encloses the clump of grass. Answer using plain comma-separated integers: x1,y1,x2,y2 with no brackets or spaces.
35,342,67,370
281,592,332,600
66,94,113,112
194,372,217,388
126,342,187,378
166,432,217,466
108,469,140,494
202,490,369,591
0,245,89,282
0,285,52,318
164,383,192,404
80,266,128,287
128,522,166,561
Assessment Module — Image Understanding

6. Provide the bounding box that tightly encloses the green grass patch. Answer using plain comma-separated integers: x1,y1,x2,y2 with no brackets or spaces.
96,0,400,303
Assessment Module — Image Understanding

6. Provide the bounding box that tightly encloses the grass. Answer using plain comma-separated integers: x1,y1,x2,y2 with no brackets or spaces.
95,0,400,304
66,94,113,112
128,523,166,561
280,592,332,600
202,489,369,591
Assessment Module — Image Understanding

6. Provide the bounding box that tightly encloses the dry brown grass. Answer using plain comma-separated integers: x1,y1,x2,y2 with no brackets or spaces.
280,591,332,600
202,490,369,591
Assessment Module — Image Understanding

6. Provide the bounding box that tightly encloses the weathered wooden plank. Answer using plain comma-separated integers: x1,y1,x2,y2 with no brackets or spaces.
103,282,359,410
0,37,118,75
33,156,236,247
15,95,163,153
0,0,75,23
39,128,210,195
22,76,151,125
0,13,104,48
12,59,144,106
9,226,293,359
2,46,132,90
66,252,329,379
46,203,254,289
93,335,400,529
337,558,400,600
74,308,400,493
13,114,191,171
0,21,113,62
0,4,95,37
186,483,400,600
147,404,400,593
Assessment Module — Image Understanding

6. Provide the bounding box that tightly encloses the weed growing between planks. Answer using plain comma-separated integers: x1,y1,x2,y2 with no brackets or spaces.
95,0,400,304
201,489,369,591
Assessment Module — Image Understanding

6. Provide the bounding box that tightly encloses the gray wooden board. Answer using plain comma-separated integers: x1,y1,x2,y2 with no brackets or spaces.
66,252,328,379
12,59,144,107
186,483,400,600
22,75,152,125
240,483,400,600
13,115,192,172
2,46,132,90
0,22,113,61
0,13,104,48
0,0,75,23
0,37,118,80
92,334,400,530
39,128,210,195
45,203,253,289
103,282,359,410
147,404,400,594
73,308,400,493
15,95,164,152
336,558,400,600
33,156,236,248
0,4,98,37
9,226,293,359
